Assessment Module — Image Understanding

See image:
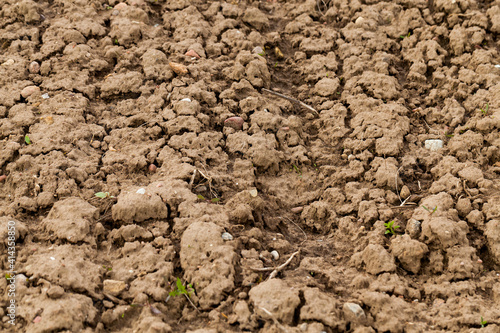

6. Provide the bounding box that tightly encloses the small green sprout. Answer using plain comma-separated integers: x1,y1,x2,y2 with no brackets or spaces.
422,205,437,214
197,194,205,200
210,198,220,203
400,32,411,39
25,135,31,145
384,220,400,235
121,313,125,318
114,38,119,45
274,61,278,67
102,265,112,271
95,192,115,199
257,50,265,56
106,6,112,9
479,103,489,116
480,316,487,328
290,164,302,177
169,277,193,298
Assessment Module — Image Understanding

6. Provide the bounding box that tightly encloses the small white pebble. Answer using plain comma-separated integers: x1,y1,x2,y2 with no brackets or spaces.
221,232,233,241
41,93,50,99
129,270,134,273
50,257,55,260
180,98,191,102
136,188,146,194
271,250,279,260
425,139,443,152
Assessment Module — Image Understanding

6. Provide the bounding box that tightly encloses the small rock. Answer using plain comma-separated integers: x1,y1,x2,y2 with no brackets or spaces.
47,285,65,299
185,49,200,59
33,316,42,324
180,98,191,102
2,59,14,66
136,188,146,194
424,139,443,151
148,164,157,173
169,62,188,75
224,116,244,130
222,232,233,241
29,61,40,74
291,206,303,214
21,85,40,98
343,302,366,321
271,250,279,260
355,17,365,24
0,175,6,182
275,47,284,59
248,188,258,197
103,279,127,296
41,93,50,99
252,46,264,55
400,185,411,199
16,274,27,286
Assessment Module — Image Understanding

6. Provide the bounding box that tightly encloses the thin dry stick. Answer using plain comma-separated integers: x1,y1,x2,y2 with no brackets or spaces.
283,217,307,244
188,169,197,190
250,250,300,280
262,88,319,116
268,250,299,279
395,166,403,205
184,293,201,314
260,307,289,333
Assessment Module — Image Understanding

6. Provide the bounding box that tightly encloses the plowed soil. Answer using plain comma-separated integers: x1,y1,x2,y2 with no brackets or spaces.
1,0,500,332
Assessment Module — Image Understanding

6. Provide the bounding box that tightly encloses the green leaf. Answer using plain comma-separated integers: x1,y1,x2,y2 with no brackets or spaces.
176,277,186,294
95,192,109,199
197,194,205,200
385,230,391,234
211,198,220,203
25,135,31,145
394,225,400,229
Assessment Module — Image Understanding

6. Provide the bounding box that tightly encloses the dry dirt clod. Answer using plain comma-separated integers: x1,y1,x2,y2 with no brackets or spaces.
0,175,6,182
148,164,157,173
169,62,188,75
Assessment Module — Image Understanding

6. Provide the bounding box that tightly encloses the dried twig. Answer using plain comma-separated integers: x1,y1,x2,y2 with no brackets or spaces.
250,250,300,280
184,293,201,314
282,217,307,244
260,307,288,333
103,293,126,305
463,179,472,198
188,169,197,190
395,166,403,205
262,88,319,116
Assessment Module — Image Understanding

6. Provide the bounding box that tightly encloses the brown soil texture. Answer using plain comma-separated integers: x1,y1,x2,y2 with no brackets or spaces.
2,0,500,332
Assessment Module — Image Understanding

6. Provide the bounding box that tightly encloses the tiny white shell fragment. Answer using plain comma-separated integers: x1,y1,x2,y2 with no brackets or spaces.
424,139,443,152
221,232,233,241
180,98,191,102
136,188,146,194
271,250,279,260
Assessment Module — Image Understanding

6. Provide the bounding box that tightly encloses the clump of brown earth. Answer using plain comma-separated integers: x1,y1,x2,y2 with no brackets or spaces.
1,0,500,332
